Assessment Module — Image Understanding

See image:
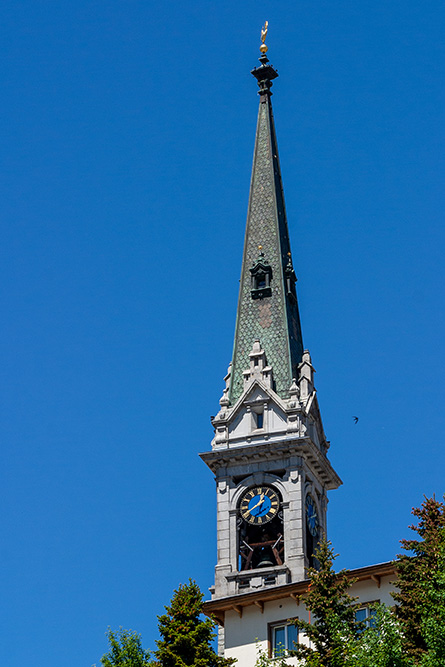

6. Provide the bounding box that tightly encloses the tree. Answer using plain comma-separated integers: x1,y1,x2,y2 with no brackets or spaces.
151,579,234,667
100,628,151,667
419,533,445,666
254,643,290,667
353,604,410,667
392,495,445,665
293,537,360,667
100,581,232,667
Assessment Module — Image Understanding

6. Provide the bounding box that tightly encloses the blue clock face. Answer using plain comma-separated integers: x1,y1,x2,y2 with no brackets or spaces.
249,493,272,516
240,486,280,525
306,495,319,537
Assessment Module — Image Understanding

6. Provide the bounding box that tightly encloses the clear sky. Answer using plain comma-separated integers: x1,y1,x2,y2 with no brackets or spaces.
1,1,444,665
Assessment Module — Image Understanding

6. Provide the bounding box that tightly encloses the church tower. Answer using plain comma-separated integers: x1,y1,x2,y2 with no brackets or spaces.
200,33,342,660
201,33,397,665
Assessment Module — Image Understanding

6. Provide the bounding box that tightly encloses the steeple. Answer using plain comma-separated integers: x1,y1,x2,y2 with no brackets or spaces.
201,32,341,611
196,37,396,665
229,48,303,405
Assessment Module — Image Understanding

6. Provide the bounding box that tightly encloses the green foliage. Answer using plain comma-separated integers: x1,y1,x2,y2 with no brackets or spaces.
420,571,445,666
418,505,445,667
152,579,234,667
392,495,445,665
100,628,151,667
353,604,410,667
254,643,290,667
99,497,445,667
293,537,359,667
100,581,233,667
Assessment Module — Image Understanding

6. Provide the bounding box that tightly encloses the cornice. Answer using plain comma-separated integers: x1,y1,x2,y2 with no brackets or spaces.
199,437,342,489
203,561,397,625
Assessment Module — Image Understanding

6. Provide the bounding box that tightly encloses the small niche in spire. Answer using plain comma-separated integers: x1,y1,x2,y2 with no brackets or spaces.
250,249,273,300
285,252,297,301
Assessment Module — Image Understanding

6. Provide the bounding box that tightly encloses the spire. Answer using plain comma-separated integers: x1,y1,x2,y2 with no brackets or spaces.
229,41,304,405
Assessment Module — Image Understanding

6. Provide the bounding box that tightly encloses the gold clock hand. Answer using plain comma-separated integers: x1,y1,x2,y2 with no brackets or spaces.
250,493,265,511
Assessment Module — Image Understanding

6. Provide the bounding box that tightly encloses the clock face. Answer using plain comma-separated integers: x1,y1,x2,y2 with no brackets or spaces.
240,486,280,525
306,494,319,537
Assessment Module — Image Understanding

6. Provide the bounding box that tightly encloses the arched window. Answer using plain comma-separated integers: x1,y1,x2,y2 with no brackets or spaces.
238,485,284,571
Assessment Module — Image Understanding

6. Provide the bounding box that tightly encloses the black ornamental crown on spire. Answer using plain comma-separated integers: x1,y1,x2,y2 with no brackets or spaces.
228,53,304,404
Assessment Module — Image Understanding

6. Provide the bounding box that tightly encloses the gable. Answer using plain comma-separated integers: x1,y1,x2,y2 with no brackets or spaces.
227,384,288,441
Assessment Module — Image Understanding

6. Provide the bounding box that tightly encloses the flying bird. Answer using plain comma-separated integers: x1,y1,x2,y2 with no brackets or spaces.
353,416,359,424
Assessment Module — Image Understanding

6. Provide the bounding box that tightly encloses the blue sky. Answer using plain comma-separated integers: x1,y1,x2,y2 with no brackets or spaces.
1,1,444,665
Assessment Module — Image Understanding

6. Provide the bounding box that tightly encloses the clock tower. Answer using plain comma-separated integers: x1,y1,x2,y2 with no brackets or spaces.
200,37,396,666
201,43,341,597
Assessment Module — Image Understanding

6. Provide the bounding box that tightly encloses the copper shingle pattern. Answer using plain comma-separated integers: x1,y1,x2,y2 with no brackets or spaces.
229,93,303,404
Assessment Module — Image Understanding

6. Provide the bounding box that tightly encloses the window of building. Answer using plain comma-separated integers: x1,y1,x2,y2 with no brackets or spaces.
271,622,298,657
251,408,264,431
355,605,377,631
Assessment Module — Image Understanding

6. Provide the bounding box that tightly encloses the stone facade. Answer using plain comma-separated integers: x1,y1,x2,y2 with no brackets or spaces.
200,343,341,598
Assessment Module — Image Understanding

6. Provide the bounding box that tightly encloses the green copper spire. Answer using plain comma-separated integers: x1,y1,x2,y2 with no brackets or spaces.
228,53,304,404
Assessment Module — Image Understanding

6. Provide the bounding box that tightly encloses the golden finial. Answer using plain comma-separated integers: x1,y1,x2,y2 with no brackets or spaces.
260,21,269,54
258,245,263,250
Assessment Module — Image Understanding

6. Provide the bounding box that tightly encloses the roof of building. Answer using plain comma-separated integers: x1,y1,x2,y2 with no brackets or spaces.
203,560,397,625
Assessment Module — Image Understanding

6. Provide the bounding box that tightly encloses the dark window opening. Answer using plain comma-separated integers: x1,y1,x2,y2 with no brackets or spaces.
250,257,273,299
306,523,319,570
257,274,266,289
238,499,284,572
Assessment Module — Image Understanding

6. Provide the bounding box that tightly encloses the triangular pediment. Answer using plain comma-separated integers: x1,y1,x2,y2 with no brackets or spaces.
231,378,286,418
225,379,288,440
